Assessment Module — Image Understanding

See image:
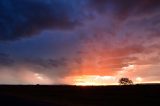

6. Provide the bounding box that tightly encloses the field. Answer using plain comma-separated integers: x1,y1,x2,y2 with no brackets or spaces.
0,84,159,106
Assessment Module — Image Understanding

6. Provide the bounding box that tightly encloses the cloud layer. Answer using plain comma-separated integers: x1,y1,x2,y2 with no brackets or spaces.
0,0,84,40
0,0,160,84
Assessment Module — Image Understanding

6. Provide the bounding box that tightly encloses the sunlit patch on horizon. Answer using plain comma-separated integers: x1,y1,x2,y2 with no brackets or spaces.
136,77,143,83
65,75,116,86
34,73,44,80
19,70,53,84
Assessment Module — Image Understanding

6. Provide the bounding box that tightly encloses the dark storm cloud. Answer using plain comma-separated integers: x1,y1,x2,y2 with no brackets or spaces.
89,0,160,22
1,0,159,41
23,58,68,69
0,0,81,40
0,53,14,66
89,0,160,14
0,56,68,70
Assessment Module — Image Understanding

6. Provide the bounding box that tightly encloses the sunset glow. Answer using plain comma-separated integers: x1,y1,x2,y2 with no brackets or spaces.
0,0,160,85
136,77,143,83
63,75,117,86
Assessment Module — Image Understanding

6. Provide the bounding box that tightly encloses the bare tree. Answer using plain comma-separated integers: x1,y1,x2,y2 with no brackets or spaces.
119,78,133,85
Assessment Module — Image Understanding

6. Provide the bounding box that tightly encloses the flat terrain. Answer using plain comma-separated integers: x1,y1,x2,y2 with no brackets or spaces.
0,84,159,106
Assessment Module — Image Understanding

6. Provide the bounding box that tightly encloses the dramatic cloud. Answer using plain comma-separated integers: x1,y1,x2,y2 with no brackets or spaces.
0,0,84,40
0,0,160,84
0,53,14,67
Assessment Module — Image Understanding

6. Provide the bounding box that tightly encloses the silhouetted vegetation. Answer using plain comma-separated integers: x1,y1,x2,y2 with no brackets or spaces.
119,78,133,85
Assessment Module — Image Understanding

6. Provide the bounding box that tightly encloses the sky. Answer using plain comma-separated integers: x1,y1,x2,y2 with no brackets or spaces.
0,0,160,85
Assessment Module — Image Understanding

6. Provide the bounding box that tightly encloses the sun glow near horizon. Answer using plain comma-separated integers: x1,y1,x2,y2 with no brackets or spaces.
66,64,136,86
70,75,117,86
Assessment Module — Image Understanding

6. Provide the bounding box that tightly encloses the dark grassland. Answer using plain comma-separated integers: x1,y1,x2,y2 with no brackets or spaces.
0,84,159,106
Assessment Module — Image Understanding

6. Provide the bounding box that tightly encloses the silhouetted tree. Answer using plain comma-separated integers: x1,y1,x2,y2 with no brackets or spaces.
119,78,133,85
